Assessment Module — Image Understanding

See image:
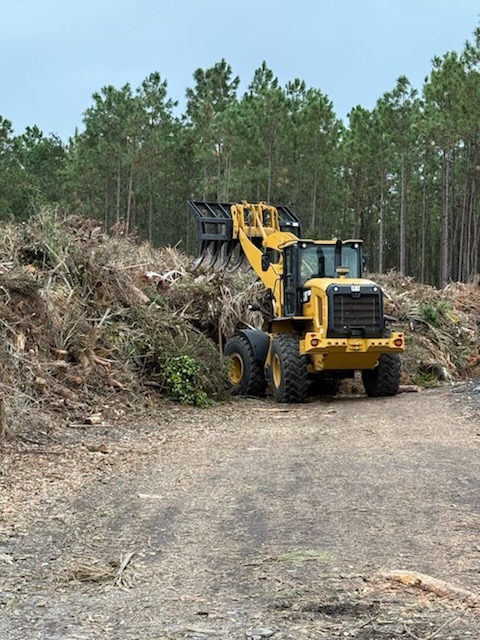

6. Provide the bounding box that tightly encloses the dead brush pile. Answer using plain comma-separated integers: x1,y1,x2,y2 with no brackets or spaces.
0,209,276,436
1,208,480,437
372,272,480,384
0,210,229,435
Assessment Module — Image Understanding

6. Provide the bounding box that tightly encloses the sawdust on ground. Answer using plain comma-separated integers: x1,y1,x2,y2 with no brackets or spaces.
1,386,480,639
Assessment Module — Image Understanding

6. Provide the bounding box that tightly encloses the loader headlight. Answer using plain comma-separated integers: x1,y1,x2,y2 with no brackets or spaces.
311,338,319,347
394,337,404,347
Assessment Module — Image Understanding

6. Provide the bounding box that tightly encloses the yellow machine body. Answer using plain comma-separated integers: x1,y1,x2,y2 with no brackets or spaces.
188,200,405,402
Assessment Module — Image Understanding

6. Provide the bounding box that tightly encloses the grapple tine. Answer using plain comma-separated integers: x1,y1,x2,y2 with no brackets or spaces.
191,255,204,270
237,238,260,270
215,241,234,269
225,243,244,270
192,241,218,271
202,241,219,270
187,201,235,272
218,241,237,269
239,254,250,270
191,241,209,270
208,242,224,270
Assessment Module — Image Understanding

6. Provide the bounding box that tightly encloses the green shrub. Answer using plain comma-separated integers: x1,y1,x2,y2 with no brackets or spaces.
414,371,437,386
420,303,439,326
420,300,454,327
164,355,209,407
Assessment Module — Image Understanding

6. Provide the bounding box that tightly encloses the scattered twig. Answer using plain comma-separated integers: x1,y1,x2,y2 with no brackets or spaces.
354,614,381,631
17,434,43,445
403,624,422,640
404,616,459,640
427,616,460,639
113,551,135,586
38,430,61,443
67,559,117,583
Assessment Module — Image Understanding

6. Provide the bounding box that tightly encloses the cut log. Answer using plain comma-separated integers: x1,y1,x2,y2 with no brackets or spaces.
398,384,421,393
382,570,479,605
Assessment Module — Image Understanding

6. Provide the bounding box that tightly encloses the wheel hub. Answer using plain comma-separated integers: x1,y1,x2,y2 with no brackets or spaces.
228,353,244,385
272,353,282,388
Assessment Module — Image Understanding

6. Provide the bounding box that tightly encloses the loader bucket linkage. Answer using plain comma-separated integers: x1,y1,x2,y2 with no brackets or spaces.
187,200,301,270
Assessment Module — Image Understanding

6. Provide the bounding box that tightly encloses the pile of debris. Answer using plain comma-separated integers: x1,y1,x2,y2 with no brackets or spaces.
374,272,480,384
0,209,479,436
0,211,229,434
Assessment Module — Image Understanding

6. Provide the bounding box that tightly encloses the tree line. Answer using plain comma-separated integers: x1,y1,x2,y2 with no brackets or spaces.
2,25,480,287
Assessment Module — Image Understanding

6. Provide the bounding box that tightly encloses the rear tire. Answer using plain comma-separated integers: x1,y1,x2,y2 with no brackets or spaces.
270,334,308,403
361,354,401,397
224,335,267,397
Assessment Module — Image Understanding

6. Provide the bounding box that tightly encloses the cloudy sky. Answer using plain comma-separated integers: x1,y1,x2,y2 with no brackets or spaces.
1,1,479,140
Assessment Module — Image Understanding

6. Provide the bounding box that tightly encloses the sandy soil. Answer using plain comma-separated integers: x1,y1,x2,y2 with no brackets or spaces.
1,385,480,639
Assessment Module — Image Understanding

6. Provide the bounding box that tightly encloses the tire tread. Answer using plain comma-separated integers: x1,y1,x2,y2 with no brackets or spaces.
271,334,308,403
362,354,401,397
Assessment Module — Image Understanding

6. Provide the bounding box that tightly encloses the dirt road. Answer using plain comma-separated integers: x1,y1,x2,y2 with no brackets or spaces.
1,386,480,639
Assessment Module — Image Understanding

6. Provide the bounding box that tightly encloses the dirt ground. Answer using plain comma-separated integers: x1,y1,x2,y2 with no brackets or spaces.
1,384,480,640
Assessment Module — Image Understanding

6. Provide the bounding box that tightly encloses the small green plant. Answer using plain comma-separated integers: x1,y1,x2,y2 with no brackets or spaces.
420,300,454,327
414,371,437,386
164,355,209,407
420,303,439,326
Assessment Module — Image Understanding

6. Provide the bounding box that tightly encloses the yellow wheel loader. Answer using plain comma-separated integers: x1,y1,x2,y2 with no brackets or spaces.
188,200,405,403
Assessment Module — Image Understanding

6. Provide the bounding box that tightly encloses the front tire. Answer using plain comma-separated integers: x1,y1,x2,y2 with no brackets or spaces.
224,335,267,397
361,354,401,397
270,334,308,403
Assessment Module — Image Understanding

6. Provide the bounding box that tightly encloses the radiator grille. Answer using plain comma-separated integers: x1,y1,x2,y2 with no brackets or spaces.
329,290,382,337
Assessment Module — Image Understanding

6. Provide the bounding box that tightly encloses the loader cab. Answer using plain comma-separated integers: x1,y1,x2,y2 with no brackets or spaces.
282,240,364,316
299,240,363,284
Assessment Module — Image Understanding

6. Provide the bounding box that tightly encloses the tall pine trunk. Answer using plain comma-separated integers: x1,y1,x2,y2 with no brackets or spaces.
104,174,109,230
399,151,407,274
378,170,385,273
457,177,468,282
148,175,154,244
354,170,363,239
421,172,427,282
440,149,450,288
116,161,121,224
126,165,134,233
310,167,318,231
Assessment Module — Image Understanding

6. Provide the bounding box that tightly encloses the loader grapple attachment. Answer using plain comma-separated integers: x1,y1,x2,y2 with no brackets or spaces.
187,200,301,269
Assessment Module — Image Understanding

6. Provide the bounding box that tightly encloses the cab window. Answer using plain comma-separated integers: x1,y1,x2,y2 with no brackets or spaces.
299,244,360,284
